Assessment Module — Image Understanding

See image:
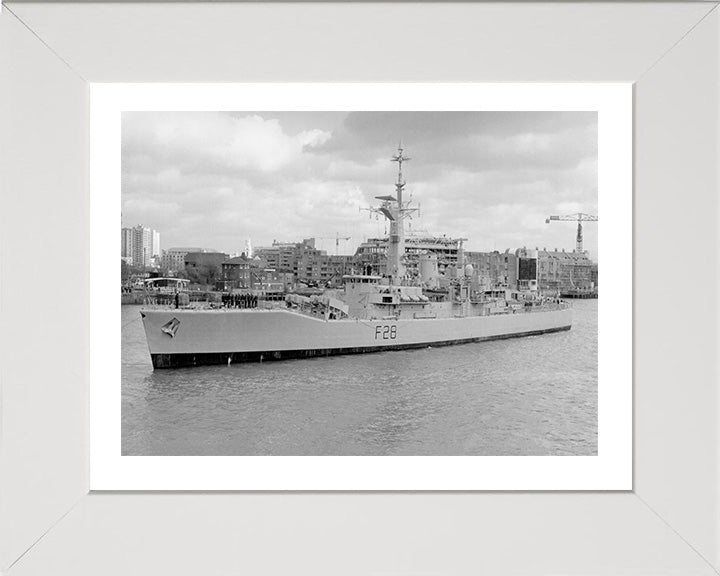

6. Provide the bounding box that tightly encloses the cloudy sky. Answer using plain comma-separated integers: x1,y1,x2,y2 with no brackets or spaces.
122,111,598,259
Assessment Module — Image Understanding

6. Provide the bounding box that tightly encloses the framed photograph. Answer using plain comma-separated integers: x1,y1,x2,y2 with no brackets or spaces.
2,2,719,574
91,82,631,490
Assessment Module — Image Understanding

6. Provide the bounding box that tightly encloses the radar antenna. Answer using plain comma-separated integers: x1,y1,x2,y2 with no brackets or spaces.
360,142,420,284
391,140,411,195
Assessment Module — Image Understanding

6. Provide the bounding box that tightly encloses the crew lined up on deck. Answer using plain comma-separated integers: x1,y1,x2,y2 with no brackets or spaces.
222,292,258,309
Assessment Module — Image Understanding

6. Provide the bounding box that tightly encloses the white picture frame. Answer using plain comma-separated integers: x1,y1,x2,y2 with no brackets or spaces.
91,82,631,491
2,2,719,574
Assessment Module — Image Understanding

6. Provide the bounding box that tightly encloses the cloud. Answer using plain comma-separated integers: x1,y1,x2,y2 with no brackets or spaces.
122,111,598,259
315,111,597,172
123,112,331,174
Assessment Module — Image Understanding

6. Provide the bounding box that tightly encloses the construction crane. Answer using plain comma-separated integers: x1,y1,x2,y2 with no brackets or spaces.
545,213,598,253
316,232,351,255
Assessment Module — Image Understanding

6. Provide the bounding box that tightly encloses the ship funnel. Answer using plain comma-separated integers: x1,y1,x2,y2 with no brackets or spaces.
419,253,439,289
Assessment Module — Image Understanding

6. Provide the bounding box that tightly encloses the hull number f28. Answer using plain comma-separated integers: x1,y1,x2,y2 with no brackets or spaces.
375,325,397,340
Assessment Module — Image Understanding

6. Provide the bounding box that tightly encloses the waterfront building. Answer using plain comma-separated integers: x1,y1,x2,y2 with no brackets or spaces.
591,263,599,290
121,228,134,264
326,255,354,286
253,239,359,287
294,251,330,285
253,234,597,294
161,247,208,273
352,239,387,276
183,251,229,286
535,248,596,292
352,239,597,294
134,226,153,268
152,231,161,261
121,225,161,268
354,233,462,278
405,234,461,273
295,252,354,287
254,238,322,272
221,254,261,288
221,255,293,292
465,250,518,289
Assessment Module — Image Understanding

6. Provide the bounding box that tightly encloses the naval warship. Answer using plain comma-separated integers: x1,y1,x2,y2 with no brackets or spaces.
140,145,572,369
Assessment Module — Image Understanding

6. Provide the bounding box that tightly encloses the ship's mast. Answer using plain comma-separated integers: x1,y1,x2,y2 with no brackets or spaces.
365,143,418,285
387,143,410,282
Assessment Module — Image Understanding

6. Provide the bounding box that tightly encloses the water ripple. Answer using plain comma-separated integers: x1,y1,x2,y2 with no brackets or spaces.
122,301,597,456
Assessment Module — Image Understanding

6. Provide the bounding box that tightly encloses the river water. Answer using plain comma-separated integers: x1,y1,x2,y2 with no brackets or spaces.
122,300,597,456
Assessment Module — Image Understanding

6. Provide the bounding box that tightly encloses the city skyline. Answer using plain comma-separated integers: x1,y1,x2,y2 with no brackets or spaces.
122,111,598,259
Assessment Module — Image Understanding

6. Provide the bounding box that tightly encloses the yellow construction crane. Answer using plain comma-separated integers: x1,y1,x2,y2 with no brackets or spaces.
545,213,598,253
316,232,351,255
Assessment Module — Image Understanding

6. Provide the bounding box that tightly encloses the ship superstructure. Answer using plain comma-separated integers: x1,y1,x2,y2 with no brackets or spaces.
140,145,572,369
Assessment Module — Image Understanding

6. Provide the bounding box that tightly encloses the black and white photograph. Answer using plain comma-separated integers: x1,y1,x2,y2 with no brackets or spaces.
11,3,720,572
121,109,599,457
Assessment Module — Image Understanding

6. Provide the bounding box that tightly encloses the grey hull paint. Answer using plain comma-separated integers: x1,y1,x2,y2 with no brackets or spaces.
141,307,573,369
150,324,571,369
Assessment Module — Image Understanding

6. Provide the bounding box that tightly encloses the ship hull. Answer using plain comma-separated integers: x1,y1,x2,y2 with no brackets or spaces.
141,307,573,369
